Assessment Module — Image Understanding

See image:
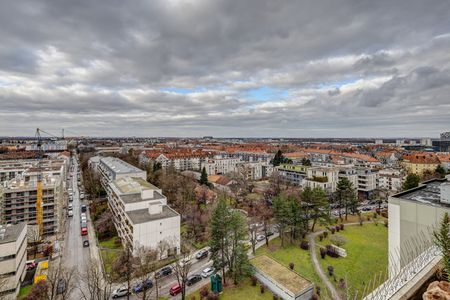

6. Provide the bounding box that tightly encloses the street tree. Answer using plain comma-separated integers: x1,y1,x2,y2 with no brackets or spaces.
133,247,158,300
172,246,193,300
403,173,420,190
78,260,112,300
112,245,136,300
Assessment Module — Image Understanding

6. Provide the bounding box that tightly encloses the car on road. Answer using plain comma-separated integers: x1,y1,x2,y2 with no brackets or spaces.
81,227,88,236
81,221,87,229
67,210,73,217
81,216,87,223
195,249,208,260
81,205,87,213
169,284,182,296
155,266,172,279
266,231,274,237
132,279,153,294
186,274,202,286
68,203,73,210
179,257,191,268
112,286,129,298
57,279,66,294
201,267,215,278
83,240,89,247
256,234,266,242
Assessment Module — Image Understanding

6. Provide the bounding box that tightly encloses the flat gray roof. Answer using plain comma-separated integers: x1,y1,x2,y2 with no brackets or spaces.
100,157,143,174
126,205,179,224
392,179,447,206
120,190,165,204
0,222,26,244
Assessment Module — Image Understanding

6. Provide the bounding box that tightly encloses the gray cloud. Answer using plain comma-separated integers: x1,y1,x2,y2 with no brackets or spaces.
0,0,450,137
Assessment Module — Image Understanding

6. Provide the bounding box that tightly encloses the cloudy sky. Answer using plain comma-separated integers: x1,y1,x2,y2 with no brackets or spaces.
1,0,450,138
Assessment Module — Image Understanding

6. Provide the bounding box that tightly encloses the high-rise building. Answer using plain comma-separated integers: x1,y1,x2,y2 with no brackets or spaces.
440,131,450,152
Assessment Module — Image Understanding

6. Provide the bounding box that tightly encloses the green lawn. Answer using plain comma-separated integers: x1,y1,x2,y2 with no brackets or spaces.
98,235,122,278
255,238,328,298
188,278,274,300
18,285,33,299
99,236,121,249
316,223,388,299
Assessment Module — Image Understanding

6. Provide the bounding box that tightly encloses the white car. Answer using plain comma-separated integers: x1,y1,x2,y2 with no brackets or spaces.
81,216,87,223
81,213,86,218
67,210,73,217
179,257,191,268
256,234,265,242
201,267,215,278
111,286,129,298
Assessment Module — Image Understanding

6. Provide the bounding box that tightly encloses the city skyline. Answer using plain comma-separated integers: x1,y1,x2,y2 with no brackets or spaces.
1,0,450,137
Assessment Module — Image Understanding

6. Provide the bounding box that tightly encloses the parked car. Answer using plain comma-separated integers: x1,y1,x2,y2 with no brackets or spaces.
56,279,66,294
81,205,87,212
266,231,274,237
186,274,202,286
112,286,129,298
256,234,266,242
155,266,172,279
195,250,208,260
26,260,37,270
169,284,182,296
81,216,87,223
68,203,73,210
179,257,191,268
132,279,153,294
83,240,89,247
201,267,215,278
67,210,73,217
81,221,87,229
81,227,88,236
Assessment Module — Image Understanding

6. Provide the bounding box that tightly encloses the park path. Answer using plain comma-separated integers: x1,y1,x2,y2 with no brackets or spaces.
308,222,368,300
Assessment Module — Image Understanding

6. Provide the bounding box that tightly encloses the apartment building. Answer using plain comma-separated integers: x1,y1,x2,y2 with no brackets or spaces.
356,168,378,198
25,140,67,151
139,149,212,171
107,176,180,256
0,223,27,300
388,178,449,274
201,157,241,175
378,169,404,193
337,166,358,187
275,164,309,186
401,153,441,176
98,157,146,190
236,161,272,180
304,167,339,193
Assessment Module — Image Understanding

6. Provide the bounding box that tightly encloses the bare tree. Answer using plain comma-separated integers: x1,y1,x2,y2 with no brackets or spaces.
27,225,42,258
172,246,193,300
112,245,136,300
46,264,77,300
78,259,112,300
133,247,158,300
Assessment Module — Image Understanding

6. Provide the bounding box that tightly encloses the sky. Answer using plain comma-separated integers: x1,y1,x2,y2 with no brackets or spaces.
1,0,450,138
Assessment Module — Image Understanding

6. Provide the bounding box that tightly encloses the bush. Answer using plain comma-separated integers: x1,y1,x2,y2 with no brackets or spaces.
323,231,328,238
336,226,340,232
260,285,265,294
289,262,294,270
330,227,335,234
312,294,319,300
320,247,327,259
273,295,279,300
251,276,257,286
330,234,347,247
373,212,378,219
327,265,334,276
339,223,344,230
367,216,371,221
339,278,346,289
207,294,218,300
326,245,340,258
316,286,321,296
191,297,196,300
319,234,323,241
300,240,309,250
384,219,388,227
200,286,209,298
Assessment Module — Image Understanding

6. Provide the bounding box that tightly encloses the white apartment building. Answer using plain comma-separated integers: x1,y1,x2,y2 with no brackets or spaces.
275,164,309,186
378,169,404,193
356,168,378,198
25,140,67,151
98,157,146,190
304,167,339,193
236,162,273,180
88,156,101,172
107,177,180,256
337,166,358,187
0,223,27,300
201,158,241,175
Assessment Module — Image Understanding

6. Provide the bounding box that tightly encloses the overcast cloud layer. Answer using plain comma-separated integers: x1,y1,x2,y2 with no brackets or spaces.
1,0,449,138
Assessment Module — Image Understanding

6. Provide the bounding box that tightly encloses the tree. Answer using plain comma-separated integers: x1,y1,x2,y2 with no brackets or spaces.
26,280,49,300
133,247,158,300
95,211,116,240
301,158,312,166
273,194,305,246
112,246,136,300
46,265,77,300
303,187,330,232
173,246,193,300
200,167,209,186
273,195,292,247
436,165,446,178
335,178,358,221
403,174,420,190
433,213,450,280
78,260,112,300
271,150,291,167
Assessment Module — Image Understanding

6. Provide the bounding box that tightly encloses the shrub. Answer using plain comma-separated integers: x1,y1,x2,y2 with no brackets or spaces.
327,265,334,276
191,297,196,300
330,227,335,234
319,234,323,241
339,278,346,289
320,247,327,259
367,216,371,221
312,294,319,300
373,212,378,219
273,295,279,300
340,223,344,230
381,211,388,218
200,286,209,298
323,231,328,238
326,245,340,258
300,240,309,250
336,226,340,232
251,276,257,286
207,294,218,300
330,234,347,247
260,285,265,294
289,262,294,270
384,219,389,227
316,286,321,296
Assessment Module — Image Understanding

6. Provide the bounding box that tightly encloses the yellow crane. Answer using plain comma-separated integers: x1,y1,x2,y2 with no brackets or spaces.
35,128,44,236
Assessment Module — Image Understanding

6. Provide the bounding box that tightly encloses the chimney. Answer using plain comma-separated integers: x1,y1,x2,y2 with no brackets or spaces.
148,201,163,215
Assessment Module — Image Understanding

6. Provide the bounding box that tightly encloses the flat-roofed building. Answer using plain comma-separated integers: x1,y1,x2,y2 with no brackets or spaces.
275,164,309,186
304,167,339,193
201,157,241,175
107,176,180,256
0,222,27,300
98,157,146,190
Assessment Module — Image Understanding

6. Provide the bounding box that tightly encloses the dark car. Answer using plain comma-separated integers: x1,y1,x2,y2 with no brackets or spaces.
186,274,202,286
195,250,208,260
57,279,66,294
83,240,89,247
81,205,87,212
132,279,153,294
155,266,172,279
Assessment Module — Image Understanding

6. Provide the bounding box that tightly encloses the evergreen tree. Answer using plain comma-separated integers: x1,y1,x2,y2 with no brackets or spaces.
309,187,330,232
403,173,420,190
434,213,450,280
301,158,312,166
436,165,446,178
271,150,291,166
273,195,292,247
200,167,208,185
335,177,357,220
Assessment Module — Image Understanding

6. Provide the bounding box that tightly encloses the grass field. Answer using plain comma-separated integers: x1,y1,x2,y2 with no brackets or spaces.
18,285,33,299
316,223,388,299
98,235,122,278
255,238,328,298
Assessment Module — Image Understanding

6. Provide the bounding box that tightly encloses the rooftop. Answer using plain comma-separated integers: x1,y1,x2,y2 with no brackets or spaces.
100,157,143,174
251,255,312,296
126,205,179,224
0,222,26,244
392,179,448,206
114,176,159,194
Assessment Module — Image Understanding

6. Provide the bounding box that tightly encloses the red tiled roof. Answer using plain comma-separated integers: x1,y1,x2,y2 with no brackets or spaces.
403,153,441,164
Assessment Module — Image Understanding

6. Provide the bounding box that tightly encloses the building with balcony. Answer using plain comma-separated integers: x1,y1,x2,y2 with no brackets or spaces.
0,222,27,300
201,158,241,175
107,176,180,256
356,168,378,198
304,167,339,193
378,168,404,193
401,153,441,176
98,157,146,190
275,164,309,186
